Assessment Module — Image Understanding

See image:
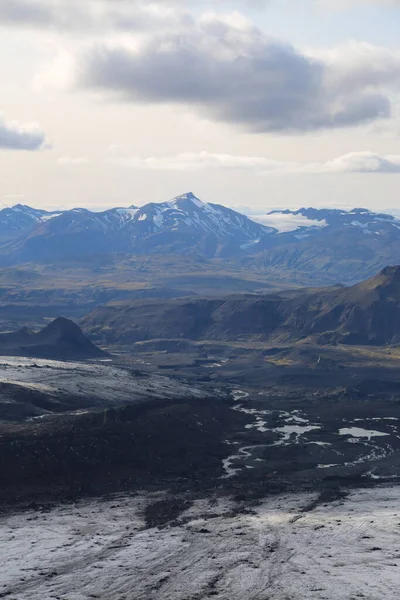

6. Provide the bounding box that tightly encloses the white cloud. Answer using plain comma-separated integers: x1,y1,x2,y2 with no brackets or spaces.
108,150,400,174
323,151,400,173
0,114,48,150
108,151,290,172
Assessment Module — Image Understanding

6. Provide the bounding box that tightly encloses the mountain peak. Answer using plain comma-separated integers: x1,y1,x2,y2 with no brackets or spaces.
10,203,37,214
356,265,400,297
380,265,400,281
10,203,47,215
35,317,107,358
43,316,82,334
171,192,205,208
176,192,197,200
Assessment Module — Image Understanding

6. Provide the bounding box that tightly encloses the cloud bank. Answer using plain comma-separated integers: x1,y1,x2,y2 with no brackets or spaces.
108,150,400,174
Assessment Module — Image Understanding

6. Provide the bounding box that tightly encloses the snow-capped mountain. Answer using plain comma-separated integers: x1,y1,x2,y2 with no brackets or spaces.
0,193,273,262
31,206,140,235
1,199,400,284
248,207,400,284
0,204,61,240
127,192,272,240
0,203,141,241
251,206,400,238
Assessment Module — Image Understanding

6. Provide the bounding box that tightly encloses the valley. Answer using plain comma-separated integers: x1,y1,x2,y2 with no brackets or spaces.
2,263,400,507
0,256,292,331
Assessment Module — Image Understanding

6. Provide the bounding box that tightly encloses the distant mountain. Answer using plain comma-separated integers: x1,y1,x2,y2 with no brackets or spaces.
0,193,272,263
1,198,400,286
125,192,273,256
82,265,400,347
255,206,400,238
0,204,62,242
0,205,142,262
0,317,107,359
248,207,400,285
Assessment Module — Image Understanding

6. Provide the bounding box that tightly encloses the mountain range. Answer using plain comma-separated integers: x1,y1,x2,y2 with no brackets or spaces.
1,192,400,285
0,193,271,263
82,265,400,347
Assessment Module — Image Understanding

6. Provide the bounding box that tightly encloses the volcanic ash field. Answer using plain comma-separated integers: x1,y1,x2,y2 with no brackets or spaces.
1,485,400,600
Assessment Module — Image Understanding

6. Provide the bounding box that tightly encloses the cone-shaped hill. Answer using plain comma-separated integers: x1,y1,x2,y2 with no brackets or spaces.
0,317,107,359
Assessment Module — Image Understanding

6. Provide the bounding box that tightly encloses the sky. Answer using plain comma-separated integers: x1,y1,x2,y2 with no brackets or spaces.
1,0,400,213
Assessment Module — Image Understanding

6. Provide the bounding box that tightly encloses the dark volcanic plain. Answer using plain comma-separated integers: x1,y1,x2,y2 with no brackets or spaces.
1,339,400,510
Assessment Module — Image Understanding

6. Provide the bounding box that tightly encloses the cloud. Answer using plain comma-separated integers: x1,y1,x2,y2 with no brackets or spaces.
0,0,193,33
0,114,48,151
13,3,400,134
324,151,400,173
108,150,400,174
65,14,399,133
108,151,289,172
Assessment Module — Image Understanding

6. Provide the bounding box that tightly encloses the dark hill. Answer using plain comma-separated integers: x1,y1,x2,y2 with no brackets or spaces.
81,295,282,345
82,266,400,346
281,265,400,345
0,317,107,359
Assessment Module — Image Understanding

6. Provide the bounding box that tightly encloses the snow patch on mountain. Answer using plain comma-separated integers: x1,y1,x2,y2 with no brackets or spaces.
250,212,327,233
114,208,139,218
40,213,63,222
250,206,400,235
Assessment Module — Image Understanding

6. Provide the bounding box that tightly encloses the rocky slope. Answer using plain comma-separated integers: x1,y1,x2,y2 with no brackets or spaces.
82,265,400,346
